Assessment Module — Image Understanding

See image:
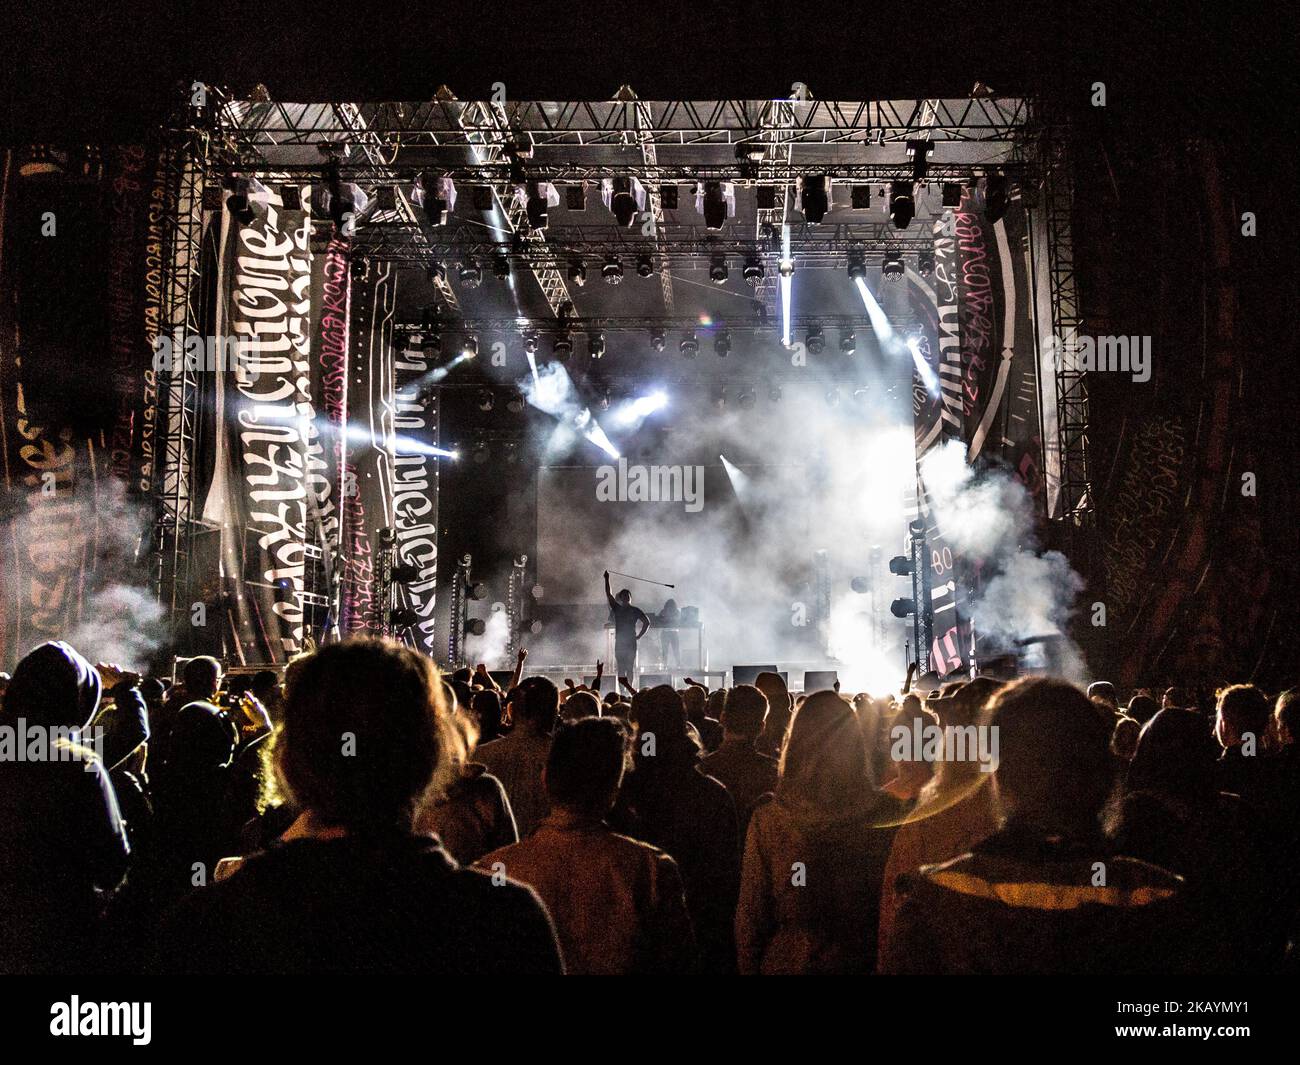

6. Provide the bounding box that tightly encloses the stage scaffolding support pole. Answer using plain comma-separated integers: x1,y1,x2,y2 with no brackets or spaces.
1037,100,1094,533
448,91,576,320
753,97,794,315
153,95,212,648
619,86,675,313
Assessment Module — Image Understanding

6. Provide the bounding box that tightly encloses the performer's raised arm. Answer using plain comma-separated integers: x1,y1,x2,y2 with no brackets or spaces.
603,569,617,610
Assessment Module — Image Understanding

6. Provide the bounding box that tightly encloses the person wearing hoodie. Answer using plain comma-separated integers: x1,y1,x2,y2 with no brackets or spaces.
0,641,130,974
736,690,897,975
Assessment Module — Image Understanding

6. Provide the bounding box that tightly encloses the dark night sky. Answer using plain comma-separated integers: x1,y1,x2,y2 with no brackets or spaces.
3,0,1295,145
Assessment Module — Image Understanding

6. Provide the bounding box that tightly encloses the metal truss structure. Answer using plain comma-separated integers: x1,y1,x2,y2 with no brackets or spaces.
153,115,211,638
152,88,1087,633
1035,100,1094,528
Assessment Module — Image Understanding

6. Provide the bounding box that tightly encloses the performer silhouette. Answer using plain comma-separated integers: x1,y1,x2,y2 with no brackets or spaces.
657,597,681,669
604,570,650,687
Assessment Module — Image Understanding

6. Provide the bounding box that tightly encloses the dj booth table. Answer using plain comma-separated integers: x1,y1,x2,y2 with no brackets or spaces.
605,622,706,676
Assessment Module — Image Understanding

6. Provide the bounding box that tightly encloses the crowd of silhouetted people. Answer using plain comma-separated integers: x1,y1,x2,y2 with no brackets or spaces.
1,635,1299,975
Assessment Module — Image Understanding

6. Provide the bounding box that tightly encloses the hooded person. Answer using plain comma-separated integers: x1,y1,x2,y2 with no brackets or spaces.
0,641,130,973
147,674,241,907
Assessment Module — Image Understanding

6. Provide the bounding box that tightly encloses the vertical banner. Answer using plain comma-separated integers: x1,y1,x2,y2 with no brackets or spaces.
911,194,1046,675
910,207,966,675
393,347,440,655
338,259,397,637
307,235,351,638
201,188,314,661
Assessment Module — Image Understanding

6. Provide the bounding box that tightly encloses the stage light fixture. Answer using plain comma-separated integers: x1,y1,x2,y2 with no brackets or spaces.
525,184,550,230
768,383,783,403
461,335,479,358
853,386,871,403
984,173,1009,223
739,386,756,409
742,256,764,285
840,329,856,355
458,258,482,287
588,332,606,358
610,177,639,227
636,254,655,278
420,331,442,356
806,327,825,355
680,332,699,359
413,172,452,225
596,388,611,411
527,618,544,634
825,387,841,407
650,328,666,352
523,334,539,357
889,181,915,229
389,606,420,628
467,580,488,600
712,385,728,409
602,256,624,285
709,254,729,284
917,251,936,277
736,141,765,164
465,618,487,636
553,333,573,362
568,259,587,286
477,389,495,412
715,330,732,358
847,250,867,280
392,563,420,584
850,576,870,593
942,182,963,208
492,252,511,280
227,192,255,225
506,391,526,414
882,252,906,281
800,175,829,224
701,182,729,230
471,442,490,465
906,139,934,181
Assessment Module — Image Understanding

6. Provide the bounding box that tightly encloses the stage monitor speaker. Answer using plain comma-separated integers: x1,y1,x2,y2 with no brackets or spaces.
731,664,779,686
583,675,618,694
803,670,839,692
638,672,670,688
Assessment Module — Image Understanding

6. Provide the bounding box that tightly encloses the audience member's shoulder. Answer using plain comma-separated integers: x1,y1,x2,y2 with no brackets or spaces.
607,828,676,864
